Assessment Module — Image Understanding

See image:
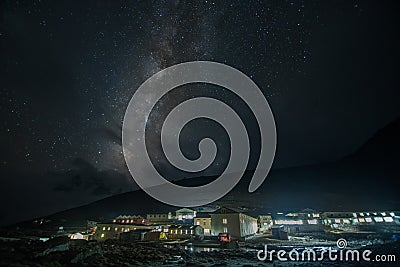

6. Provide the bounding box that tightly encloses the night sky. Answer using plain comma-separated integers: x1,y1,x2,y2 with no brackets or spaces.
0,1,399,225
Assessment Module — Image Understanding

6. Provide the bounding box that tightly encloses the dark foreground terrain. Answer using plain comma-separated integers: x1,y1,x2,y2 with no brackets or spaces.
0,236,399,267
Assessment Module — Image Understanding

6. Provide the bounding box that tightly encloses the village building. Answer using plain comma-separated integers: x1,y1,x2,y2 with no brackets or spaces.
257,215,273,233
68,232,90,240
176,208,196,220
194,212,212,235
113,215,148,225
210,207,258,240
321,211,400,232
94,222,154,240
271,225,289,240
146,213,172,224
168,225,204,240
272,209,323,233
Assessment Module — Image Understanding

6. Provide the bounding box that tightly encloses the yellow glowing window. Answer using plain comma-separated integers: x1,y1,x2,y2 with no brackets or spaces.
222,218,228,224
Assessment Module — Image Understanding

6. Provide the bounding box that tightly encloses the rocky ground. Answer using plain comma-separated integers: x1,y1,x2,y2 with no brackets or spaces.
0,236,398,266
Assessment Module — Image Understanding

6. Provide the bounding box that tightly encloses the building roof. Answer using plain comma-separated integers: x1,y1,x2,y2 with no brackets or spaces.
176,208,195,213
169,224,202,230
211,206,245,215
195,212,211,218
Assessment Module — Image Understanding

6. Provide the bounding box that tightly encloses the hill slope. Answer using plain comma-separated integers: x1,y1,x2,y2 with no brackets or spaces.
14,118,400,227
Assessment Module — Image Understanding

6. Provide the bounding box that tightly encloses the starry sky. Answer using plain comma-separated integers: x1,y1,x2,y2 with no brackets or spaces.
0,0,399,225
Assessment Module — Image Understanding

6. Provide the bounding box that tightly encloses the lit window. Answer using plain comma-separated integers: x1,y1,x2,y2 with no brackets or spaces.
374,217,383,222
390,212,395,217
113,219,116,222
381,212,386,216
190,230,193,234
343,219,350,224
359,213,364,216
101,233,105,238
334,219,341,224
204,229,210,234
353,219,358,223
353,213,357,217
383,217,394,222
307,219,318,225
196,221,200,225
115,227,118,231
185,230,188,234
222,218,228,224
102,227,106,231
122,220,125,223
223,227,228,233
359,218,365,222
365,218,372,223
107,227,111,231
121,227,124,231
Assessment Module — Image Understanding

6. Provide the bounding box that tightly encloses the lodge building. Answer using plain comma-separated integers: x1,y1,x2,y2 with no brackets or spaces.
210,207,258,240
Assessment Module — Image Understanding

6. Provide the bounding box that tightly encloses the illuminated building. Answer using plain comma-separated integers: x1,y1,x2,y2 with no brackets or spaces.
146,213,172,224
194,212,212,235
94,222,154,240
257,215,273,233
168,225,204,240
210,207,258,240
272,209,323,233
176,208,196,220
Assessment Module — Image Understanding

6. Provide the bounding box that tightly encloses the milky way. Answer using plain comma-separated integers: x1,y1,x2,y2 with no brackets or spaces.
1,0,399,189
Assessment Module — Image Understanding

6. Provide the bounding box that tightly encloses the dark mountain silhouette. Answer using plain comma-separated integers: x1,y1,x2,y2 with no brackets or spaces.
11,118,400,228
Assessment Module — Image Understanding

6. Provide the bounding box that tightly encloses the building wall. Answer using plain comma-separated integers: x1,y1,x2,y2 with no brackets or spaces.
211,213,240,238
258,215,273,232
95,223,153,241
239,213,258,237
146,214,169,223
176,208,196,220
211,212,258,239
194,217,212,235
168,226,203,240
